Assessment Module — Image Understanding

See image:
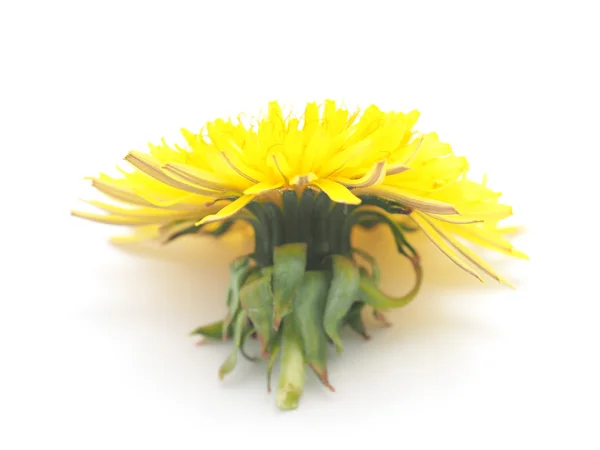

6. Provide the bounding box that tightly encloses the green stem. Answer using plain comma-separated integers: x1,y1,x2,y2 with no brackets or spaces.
263,201,285,250
329,203,350,255
276,317,305,411
242,212,271,267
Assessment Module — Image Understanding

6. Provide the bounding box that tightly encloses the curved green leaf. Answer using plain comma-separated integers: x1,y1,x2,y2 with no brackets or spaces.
357,195,412,215
240,326,259,362
272,243,307,330
222,256,254,340
293,271,334,391
346,302,370,339
276,317,305,411
359,259,423,311
346,207,418,260
218,310,247,379
323,255,361,354
240,272,274,357
351,248,381,285
189,320,228,340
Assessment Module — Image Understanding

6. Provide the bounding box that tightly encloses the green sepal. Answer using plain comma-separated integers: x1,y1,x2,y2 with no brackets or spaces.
346,302,370,339
282,190,299,242
277,316,306,411
346,208,418,260
241,206,272,267
358,259,423,311
164,219,235,243
240,271,274,357
293,270,334,391
222,256,254,340
323,255,361,354
357,195,412,215
164,223,202,243
189,320,229,340
298,188,316,244
218,310,247,380
329,203,351,254
272,243,307,330
311,193,333,265
208,220,235,237
263,201,285,249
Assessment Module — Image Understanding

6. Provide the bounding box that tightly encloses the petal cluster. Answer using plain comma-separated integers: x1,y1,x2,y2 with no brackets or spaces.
73,100,526,283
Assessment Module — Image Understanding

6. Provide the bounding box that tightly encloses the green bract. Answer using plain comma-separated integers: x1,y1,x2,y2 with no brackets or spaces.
189,189,422,410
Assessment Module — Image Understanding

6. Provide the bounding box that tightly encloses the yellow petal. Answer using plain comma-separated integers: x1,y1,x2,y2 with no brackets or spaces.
318,138,374,176
386,136,424,175
386,165,411,176
269,153,292,183
86,177,154,207
446,223,529,260
163,163,247,192
311,179,361,205
243,182,283,195
83,199,207,219
125,151,217,196
424,213,483,225
354,186,458,214
456,203,513,219
300,129,327,174
129,189,208,209
496,225,525,235
333,161,387,188
426,217,515,288
219,150,261,183
410,211,484,282
71,210,164,226
197,195,257,225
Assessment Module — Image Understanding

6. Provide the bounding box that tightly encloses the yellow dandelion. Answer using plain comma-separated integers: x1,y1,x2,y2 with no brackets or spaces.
72,100,527,410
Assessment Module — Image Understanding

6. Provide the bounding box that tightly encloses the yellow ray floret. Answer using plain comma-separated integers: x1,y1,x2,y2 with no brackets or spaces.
72,100,527,284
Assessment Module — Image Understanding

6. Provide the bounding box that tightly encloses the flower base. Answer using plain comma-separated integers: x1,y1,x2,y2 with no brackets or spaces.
189,189,422,410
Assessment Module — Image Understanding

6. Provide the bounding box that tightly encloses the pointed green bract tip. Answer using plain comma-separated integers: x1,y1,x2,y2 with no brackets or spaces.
308,362,335,392
333,339,344,355
272,307,287,331
218,352,237,380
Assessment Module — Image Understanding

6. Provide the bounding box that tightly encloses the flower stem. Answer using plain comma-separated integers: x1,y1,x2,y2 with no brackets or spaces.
276,316,305,411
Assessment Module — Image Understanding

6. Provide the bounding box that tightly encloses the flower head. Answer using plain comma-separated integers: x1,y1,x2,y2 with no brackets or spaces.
73,100,525,283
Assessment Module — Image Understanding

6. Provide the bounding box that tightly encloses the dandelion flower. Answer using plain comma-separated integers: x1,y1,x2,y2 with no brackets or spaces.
72,100,527,410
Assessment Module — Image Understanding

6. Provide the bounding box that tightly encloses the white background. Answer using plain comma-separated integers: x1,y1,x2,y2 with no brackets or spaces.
1,0,598,448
